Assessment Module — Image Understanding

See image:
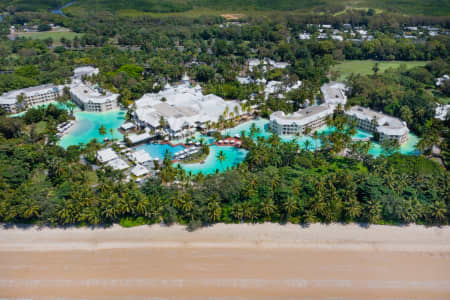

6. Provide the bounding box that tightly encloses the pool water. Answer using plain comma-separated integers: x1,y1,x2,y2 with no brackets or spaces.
136,143,186,161
222,118,419,155
59,110,126,148
171,132,215,145
178,145,248,175
368,133,420,157
222,118,271,139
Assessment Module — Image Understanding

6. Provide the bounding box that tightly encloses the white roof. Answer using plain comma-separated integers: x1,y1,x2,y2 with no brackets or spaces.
345,106,409,136
131,164,149,177
120,122,136,130
299,33,311,40
270,104,333,127
73,66,99,79
237,77,252,84
134,83,243,131
70,81,119,105
132,149,152,164
331,35,343,41
436,75,449,86
435,104,450,120
97,148,118,163
106,158,129,170
127,132,152,144
321,82,347,106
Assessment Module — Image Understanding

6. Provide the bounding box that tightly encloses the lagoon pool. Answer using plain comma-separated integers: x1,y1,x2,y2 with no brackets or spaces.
223,119,419,156
171,132,215,145
136,143,186,161
178,145,248,175
368,133,420,157
59,110,126,148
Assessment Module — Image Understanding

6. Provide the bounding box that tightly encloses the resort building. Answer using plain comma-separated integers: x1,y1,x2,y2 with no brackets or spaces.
0,84,63,113
70,81,119,112
270,104,333,136
96,148,118,164
126,132,153,145
133,82,243,138
131,164,150,177
73,66,99,80
345,106,409,144
321,82,347,107
106,158,129,171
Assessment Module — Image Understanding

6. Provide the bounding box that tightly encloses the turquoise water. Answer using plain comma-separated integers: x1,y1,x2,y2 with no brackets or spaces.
58,110,126,148
368,133,420,157
222,118,419,155
178,145,248,175
222,118,271,139
10,102,72,118
136,143,186,160
171,132,215,145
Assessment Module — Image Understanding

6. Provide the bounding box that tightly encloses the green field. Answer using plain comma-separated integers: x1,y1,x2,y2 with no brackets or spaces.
332,60,429,81
16,31,82,41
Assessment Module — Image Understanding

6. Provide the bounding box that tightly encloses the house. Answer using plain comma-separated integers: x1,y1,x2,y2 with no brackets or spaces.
96,148,118,163
131,164,150,177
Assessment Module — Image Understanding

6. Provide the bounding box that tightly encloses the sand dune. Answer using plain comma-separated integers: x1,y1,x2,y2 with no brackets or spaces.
0,223,449,299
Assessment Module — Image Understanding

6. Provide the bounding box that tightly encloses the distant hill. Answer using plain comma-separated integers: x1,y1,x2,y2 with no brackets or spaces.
1,0,449,16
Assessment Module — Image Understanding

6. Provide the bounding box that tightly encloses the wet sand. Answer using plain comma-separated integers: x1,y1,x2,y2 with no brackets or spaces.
1,223,449,299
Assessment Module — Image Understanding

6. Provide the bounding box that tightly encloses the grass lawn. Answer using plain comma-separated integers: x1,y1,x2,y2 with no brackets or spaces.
16,31,82,41
34,121,48,136
332,60,429,81
438,96,450,104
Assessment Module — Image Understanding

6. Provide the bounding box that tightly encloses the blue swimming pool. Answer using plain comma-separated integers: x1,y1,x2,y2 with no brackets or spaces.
59,110,126,148
222,119,420,155
178,145,248,175
136,143,186,161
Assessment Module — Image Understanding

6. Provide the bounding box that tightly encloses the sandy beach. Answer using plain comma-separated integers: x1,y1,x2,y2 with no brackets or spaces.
1,223,450,299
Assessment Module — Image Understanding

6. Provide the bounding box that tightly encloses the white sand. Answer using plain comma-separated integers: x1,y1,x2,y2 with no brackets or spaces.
1,223,449,252
1,223,450,299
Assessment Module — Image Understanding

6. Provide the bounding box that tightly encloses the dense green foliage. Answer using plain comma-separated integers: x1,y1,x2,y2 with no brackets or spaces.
1,0,449,16
0,4,449,228
0,119,448,227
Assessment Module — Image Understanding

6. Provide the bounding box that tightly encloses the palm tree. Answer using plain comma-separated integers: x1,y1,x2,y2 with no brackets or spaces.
430,201,447,223
260,198,276,219
344,197,362,221
304,139,311,151
217,150,226,164
208,195,222,223
283,197,298,219
231,203,244,222
109,128,115,140
98,124,107,137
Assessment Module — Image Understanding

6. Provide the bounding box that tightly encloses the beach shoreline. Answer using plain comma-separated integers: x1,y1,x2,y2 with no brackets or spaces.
1,223,449,299
1,222,450,252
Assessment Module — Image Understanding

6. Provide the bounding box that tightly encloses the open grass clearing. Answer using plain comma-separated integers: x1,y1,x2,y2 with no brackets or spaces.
16,31,82,41
332,60,429,81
